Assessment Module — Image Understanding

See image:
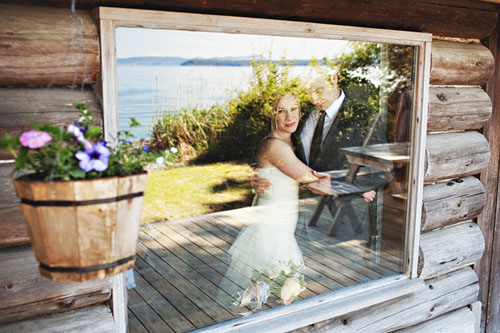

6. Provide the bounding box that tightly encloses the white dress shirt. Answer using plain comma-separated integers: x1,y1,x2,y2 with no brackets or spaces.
300,89,345,164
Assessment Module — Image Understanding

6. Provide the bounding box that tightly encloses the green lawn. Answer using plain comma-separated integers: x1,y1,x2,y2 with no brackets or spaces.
141,162,255,224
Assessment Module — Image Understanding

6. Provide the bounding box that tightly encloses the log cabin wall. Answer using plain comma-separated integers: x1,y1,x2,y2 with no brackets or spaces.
0,0,499,332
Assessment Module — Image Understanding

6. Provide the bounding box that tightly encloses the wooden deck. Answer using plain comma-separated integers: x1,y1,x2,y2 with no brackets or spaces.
127,199,404,332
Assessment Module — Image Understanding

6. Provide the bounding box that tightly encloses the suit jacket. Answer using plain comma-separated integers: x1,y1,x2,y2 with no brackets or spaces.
292,95,390,191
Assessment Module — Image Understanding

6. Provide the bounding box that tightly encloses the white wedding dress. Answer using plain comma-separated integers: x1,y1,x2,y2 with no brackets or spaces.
219,167,304,304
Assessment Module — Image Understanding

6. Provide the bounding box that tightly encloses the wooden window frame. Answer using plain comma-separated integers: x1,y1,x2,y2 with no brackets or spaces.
97,7,431,331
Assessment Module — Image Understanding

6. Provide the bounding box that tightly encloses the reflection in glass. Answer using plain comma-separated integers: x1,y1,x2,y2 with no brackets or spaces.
117,29,415,330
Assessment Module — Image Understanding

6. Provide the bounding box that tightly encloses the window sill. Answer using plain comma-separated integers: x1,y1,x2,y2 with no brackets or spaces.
199,274,424,332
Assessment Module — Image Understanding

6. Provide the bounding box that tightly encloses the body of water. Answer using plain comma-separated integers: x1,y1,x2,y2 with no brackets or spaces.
117,65,319,139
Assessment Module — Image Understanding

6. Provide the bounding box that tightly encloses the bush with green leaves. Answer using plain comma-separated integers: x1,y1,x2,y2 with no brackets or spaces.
0,103,175,181
152,58,314,162
151,43,414,163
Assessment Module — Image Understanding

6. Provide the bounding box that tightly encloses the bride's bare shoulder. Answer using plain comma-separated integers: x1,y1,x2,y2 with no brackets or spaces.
258,136,292,155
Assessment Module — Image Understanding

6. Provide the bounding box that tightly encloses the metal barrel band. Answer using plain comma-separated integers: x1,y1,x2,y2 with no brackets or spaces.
39,255,136,273
20,192,144,207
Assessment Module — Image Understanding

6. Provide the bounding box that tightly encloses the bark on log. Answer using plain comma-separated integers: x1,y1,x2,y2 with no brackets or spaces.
428,86,492,132
424,131,490,183
0,305,115,332
396,306,476,333
0,3,99,87
295,267,479,332
422,176,486,232
430,40,495,86
0,87,102,160
40,0,499,39
418,221,484,280
0,245,112,324
0,162,29,247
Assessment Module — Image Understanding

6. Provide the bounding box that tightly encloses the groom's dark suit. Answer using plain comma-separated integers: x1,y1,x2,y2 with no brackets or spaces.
292,95,384,174
291,94,390,240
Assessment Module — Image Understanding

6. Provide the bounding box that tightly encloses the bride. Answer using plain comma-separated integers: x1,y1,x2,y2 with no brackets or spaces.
221,92,331,309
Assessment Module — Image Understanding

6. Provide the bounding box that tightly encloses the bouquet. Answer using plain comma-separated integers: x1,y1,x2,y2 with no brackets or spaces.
0,103,176,181
237,261,306,310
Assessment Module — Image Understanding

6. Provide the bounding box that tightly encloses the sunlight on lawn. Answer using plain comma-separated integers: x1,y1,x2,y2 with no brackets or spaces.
141,162,254,224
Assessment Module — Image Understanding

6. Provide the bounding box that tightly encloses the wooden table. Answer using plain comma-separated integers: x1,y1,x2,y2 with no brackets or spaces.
340,142,410,173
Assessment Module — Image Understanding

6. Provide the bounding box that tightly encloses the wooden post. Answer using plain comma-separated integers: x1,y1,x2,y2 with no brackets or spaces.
111,273,127,333
479,15,500,333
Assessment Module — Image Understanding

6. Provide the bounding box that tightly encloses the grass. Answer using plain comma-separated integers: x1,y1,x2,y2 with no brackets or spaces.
141,162,255,224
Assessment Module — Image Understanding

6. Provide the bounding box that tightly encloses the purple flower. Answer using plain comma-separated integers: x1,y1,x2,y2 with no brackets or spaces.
68,124,92,151
75,143,111,172
67,124,84,140
19,130,52,149
143,145,149,152
125,140,132,145
74,121,81,127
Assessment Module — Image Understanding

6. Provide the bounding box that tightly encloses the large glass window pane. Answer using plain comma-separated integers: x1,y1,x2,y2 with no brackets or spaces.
117,27,415,330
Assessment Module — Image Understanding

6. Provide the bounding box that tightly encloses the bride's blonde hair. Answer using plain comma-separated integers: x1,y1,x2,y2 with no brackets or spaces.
270,92,301,131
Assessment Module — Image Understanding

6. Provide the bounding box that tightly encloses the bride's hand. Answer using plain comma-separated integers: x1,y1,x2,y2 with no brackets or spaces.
306,171,332,196
250,174,271,194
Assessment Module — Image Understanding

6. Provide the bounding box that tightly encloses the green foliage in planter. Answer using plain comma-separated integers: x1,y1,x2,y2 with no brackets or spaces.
0,103,174,181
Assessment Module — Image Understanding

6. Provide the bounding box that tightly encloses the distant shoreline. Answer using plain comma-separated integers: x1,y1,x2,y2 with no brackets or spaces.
117,56,324,67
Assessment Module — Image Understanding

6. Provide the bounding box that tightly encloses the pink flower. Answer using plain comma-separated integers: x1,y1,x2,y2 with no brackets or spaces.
19,130,52,149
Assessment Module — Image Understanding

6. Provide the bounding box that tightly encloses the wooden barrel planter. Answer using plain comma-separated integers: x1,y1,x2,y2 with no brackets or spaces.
12,173,148,282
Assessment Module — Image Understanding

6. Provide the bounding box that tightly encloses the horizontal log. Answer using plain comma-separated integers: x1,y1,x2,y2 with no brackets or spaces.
430,40,495,86
418,221,484,279
427,86,492,132
0,245,112,324
0,162,29,246
0,305,115,332
44,0,499,39
0,3,99,86
296,267,479,332
0,87,102,160
422,176,486,232
397,306,475,333
425,131,490,183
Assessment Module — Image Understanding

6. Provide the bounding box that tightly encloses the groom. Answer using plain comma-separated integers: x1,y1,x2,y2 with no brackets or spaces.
255,71,386,238
295,72,377,201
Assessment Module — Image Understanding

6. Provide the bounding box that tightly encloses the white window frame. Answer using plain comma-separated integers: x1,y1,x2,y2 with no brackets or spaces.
97,7,430,331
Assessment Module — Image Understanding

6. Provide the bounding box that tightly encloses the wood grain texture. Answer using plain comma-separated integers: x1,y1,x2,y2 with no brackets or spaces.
12,174,148,282
418,222,485,280
0,163,29,246
422,176,486,232
396,306,476,333
35,0,499,39
477,16,500,333
0,3,99,86
294,267,479,332
0,245,111,324
0,87,102,160
424,131,490,183
0,305,115,332
427,86,492,132
430,40,495,85
486,156,500,333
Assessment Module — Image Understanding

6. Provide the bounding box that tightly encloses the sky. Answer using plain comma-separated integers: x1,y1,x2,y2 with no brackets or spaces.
116,28,351,60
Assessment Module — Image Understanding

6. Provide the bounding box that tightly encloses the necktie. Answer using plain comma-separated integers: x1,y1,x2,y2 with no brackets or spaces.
309,110,326,165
